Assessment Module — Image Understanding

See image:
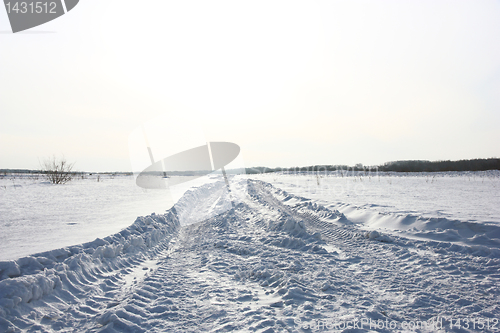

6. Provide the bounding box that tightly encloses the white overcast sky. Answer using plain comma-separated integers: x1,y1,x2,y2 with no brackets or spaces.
1,0,499,172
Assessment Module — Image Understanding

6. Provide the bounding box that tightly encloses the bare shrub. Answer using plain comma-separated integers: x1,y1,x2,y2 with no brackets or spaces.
40,156,75,184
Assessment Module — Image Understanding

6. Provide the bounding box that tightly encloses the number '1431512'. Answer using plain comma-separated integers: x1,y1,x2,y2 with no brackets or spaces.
5,2,57,14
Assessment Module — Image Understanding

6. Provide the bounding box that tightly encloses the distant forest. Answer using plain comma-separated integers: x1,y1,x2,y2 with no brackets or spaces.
245,158,500,174
378,158,500,172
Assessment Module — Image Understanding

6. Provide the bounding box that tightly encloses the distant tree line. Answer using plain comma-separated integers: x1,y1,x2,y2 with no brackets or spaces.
378,158,500,172
245,158,500,174
0,169,133,176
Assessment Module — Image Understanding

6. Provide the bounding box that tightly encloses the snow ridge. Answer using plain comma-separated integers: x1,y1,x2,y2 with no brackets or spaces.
0,211,179,316
331,201,500,255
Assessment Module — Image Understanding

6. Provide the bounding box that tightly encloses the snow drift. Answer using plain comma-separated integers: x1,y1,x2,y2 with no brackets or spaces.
0,211,179,316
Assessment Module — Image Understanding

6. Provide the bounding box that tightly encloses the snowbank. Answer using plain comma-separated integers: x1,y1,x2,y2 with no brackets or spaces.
332,202,500,255
0,211,179,314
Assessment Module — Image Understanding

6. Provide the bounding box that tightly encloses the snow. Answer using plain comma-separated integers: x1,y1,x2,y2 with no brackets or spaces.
0,174,175,260
254,171,500,250
1,172,500,332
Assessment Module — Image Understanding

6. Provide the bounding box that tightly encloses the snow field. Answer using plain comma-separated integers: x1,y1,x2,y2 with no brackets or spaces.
255,171,500,252
1,178,499,332
255,170,500,223
0,174,176,261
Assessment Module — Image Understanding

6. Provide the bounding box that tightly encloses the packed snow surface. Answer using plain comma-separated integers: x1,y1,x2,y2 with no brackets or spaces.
1,176,499,332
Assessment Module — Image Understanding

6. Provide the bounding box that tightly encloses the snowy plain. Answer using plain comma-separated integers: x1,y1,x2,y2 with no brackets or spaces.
0,174,175,261
253,171,500,249
0,171,499,332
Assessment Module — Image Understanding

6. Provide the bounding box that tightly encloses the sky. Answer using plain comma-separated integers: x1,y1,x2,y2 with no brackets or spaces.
1,0,499,172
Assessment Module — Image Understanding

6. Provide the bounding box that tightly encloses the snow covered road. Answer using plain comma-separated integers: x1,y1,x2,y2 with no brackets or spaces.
1,179,500,332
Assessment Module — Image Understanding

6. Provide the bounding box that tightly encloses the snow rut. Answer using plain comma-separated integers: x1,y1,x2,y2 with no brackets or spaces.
1,178,500,332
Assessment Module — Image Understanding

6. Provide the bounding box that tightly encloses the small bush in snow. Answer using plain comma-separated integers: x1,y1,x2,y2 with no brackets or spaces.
40,156,75,184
